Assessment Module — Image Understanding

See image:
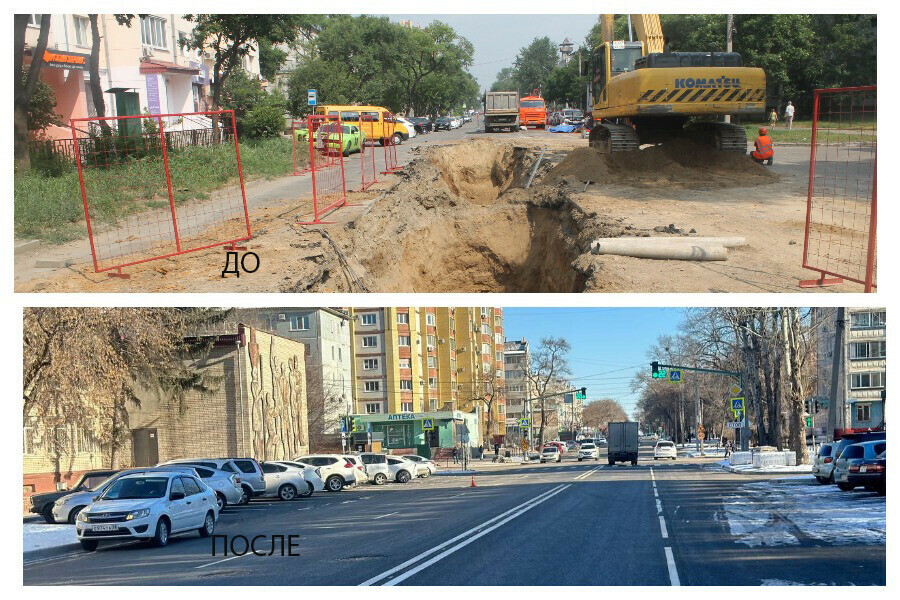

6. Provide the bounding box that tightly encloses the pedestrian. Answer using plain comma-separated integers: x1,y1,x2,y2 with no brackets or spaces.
478,444,484,460
768,107,777,129
452,446,459,464
751,127,774,165
784,101,795,130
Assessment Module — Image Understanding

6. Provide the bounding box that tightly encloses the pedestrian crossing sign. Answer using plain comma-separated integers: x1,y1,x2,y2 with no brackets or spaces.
668,369,683,383
731,397,744,411
422,418,434,430
519,418,530,427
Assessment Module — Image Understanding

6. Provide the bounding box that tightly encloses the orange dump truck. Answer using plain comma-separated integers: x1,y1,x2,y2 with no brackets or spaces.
519,89,547,128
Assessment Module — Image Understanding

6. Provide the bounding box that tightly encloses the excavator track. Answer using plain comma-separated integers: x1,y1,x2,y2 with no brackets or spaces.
684,122,748,154
589,123,641,153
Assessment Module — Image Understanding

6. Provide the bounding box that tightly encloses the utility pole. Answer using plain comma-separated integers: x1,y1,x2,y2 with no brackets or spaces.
827,308,845,441
694,377,704,456
725,14,734,124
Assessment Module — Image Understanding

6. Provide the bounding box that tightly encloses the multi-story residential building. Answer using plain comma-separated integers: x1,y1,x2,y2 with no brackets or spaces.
504,338,532,445
21,14,260,140
248,308,353,437
813,307,886,435
557,393,585,440
454,308,506,446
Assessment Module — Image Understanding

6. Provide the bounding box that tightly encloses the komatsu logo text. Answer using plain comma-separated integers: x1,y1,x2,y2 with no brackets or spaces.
674,77,741,89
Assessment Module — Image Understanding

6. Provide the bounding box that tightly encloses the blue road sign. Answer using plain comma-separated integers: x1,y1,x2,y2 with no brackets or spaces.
731,397,744,411
340,419,347,433
519,418,530,427
307,89,317,106
423,418,434,430
366,422,372,433
669,369,683,383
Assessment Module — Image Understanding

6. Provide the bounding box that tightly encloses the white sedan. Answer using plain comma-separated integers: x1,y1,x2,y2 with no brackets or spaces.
578,443,599,461
654,441,677,460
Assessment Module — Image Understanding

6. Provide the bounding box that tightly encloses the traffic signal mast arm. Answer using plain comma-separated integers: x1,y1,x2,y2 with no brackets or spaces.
525,387,588,403
652,361,743,386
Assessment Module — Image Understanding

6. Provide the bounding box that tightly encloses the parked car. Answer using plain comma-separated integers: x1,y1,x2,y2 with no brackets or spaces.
434,117,452,131
545,441,567,455
847,449,885,495
358,452,392,485
76,472,218,552
158,457,265,503
596,436,608,446
654,440,677,460
395,117,417,138
343,455,368,484
268,461,325,496
52,468,155,524
562,108,584,125
822,432,886,483
401,454,437,477
451,116,463,128
834,440,887,491
409,117,433,132
295,454,358,491
541,446,562,463
260,462,309,500
566,441,577,451
578,443,600,461
813,443,835,484
30,469,119,523
153,465,242,511
385,456,416,483
316,123,366,157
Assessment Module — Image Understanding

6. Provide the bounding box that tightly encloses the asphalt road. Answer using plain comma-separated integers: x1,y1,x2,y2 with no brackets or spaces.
23,443,885,586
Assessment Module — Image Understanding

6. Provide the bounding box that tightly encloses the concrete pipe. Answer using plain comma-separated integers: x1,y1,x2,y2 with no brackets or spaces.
591,241,728,261
591,236,746,250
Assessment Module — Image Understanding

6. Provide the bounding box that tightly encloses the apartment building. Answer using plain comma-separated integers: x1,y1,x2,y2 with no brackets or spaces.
813,307,886,434
21,14,260,140
503,338,532,444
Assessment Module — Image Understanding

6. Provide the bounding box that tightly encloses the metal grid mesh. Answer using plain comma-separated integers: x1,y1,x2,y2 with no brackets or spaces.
801,86,876,291
71,110,250,274
298,114,347,224
359,114,378,191
381,113,401,174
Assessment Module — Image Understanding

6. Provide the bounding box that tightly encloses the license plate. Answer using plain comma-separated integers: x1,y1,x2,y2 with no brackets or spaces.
860,466,868,473
91,524,118,532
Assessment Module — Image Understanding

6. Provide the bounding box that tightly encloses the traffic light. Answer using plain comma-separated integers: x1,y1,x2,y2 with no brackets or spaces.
651,361,659,375
576,387,587,400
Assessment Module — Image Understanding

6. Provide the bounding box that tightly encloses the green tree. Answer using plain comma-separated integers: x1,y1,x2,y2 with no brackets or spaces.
258,38,288,81
20,68,62,132
490,66,518,92
514,37,559,94
545,56,587,109
221,69,287,138
14,14,51,171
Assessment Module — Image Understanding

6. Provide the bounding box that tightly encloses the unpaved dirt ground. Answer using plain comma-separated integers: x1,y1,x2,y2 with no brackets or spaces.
14,130,860,293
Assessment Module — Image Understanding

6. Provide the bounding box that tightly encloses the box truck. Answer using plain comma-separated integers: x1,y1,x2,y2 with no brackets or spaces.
607,421,640,466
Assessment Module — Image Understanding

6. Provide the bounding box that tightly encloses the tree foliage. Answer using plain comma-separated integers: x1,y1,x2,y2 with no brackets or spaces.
582,398,628,432
526,337,572,448
21,68,62,132
221,69,287,138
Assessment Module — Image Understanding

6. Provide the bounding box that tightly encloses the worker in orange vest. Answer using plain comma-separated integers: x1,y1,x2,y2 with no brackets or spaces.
751,127,774,165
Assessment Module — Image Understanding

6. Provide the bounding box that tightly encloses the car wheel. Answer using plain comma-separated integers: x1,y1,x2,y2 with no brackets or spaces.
80,540,99,552
150,518,170,548
198,511,215,537
654,457,658,460
68,506,86,524
815,476,829,484
420,470,430,478
41,504,55,524
298,482,314,498
396,470,411,483
631,460,638,466
837,482,854,492
608,459,614,466
278,484,297,501
239,486,252,505
215,493,226,512
393,133,403,145
578,458,582,462
374,473,387,486
325,475,344,492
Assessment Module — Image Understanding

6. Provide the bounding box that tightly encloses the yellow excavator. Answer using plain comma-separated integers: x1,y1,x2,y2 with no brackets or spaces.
588,14,766,153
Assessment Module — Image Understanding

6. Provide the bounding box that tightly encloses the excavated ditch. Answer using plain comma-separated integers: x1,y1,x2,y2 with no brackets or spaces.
287,139,622,293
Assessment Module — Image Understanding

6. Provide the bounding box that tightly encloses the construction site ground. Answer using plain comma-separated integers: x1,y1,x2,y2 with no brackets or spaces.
14,121,859,293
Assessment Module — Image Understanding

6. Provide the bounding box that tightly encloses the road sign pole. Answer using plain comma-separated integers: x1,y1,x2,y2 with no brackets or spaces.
695,377,703,456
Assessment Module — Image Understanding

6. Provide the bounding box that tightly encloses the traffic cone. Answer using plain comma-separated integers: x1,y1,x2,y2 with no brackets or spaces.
470,473,477,487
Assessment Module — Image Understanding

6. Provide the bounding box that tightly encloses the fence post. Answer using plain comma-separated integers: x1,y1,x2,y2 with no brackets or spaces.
229,110,252,240
157,116,182,253
71,119,99,273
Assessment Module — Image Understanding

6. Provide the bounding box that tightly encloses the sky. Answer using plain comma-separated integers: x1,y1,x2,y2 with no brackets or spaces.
502,308,687,417
388,15,597,91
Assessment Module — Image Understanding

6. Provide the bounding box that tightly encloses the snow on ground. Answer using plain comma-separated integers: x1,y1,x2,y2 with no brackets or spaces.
23,522,78,553
721,477,885,548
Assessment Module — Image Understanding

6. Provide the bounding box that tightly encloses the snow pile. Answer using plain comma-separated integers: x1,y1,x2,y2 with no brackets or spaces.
23,523,78,553
685,448,727,458
730,451,753,465
721,478,885,548
753,451,796,468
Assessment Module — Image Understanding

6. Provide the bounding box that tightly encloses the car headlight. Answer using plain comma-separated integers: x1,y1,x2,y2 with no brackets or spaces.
78,511,89,522
126,508,151,521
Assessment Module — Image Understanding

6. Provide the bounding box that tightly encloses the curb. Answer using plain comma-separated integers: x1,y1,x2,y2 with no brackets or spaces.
435,470,476,476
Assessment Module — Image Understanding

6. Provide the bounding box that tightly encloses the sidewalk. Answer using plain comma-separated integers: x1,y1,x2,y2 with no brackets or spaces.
23,520,83,563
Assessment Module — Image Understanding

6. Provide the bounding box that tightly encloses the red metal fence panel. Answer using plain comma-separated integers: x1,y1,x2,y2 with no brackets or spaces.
381,113,402,174
298,115,347,224
359,114,378,190
71,110,250,277
800,86,876,291
292,119,312,176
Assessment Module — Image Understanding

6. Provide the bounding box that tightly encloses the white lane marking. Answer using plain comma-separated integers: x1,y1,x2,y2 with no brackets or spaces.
659,515,669,538
656,498,663,515
653,488,659,498
297,507,312,511
194,553,248,569
359,484,569,586
664,547,680,585
373,511,399,520
574,467,600,480
650,467,656,481
380,484,572,586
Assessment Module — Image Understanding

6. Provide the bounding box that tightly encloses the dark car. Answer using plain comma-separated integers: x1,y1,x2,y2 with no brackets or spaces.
847,448,885,495
835,440,886,492
29,469,119,523
822,431,886,483
409,117,433,133
434,117,452,131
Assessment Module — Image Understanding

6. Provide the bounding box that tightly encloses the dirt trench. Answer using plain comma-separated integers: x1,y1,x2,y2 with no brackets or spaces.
288,139,618,293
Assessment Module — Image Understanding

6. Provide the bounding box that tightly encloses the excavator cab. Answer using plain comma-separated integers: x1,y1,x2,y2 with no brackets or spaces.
592,41,644,108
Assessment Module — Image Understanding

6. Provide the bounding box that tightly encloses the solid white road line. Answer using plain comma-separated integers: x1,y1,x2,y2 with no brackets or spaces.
359,484,570,586
574,467,600,480
659,515,669,539
655,499,663,514
373,511,399,520
664,547,681,585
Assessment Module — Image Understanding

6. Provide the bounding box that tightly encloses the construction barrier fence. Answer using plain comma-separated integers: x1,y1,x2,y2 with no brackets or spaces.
801,86,877,291
291,119,312,176
72,110,250,277
381,113,402,174
299,114,347,224
359,114,378,191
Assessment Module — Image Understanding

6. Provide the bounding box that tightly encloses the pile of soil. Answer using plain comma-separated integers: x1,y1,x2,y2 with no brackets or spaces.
545,138,778,189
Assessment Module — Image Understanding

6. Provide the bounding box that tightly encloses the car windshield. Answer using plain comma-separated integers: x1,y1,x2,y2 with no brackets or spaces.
819,445,832,457
542,448,556,453
101,477,168,500
520,100,544,108
581,444,595,449
658,442,674,447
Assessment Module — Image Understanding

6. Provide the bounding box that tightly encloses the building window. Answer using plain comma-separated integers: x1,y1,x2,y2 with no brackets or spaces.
449,339,456,352
481,308,488,318
849,341,886,360
399,358,411,369
361,313,377,326
398,335,410,347
482,343,491,355
483,362,491,374
289,315,310,331
426,313,436,326
856,403,872,422
178,31,192,57
401,402,413,412
364,380,381,392
140,15,168,50
427,356,436,368
397,312,409,324
850,311,886,329
429,377,437,387
850,372,884,390
73,16,90,48
365,403,382,414
362,336,377,348
496,351,503,363
481,324,491,335
400,379,413,390
449,317,455,330
427,335,436,348
363,358,379,370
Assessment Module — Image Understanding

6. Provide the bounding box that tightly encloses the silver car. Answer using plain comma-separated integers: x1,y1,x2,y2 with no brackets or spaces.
813,443,835,484
357,452,391,485
260,462,309,500
295,454,358,491
268,461,325,496
401,455,437,477
52,468,149,523
159,457,265,503
385,456,416,483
